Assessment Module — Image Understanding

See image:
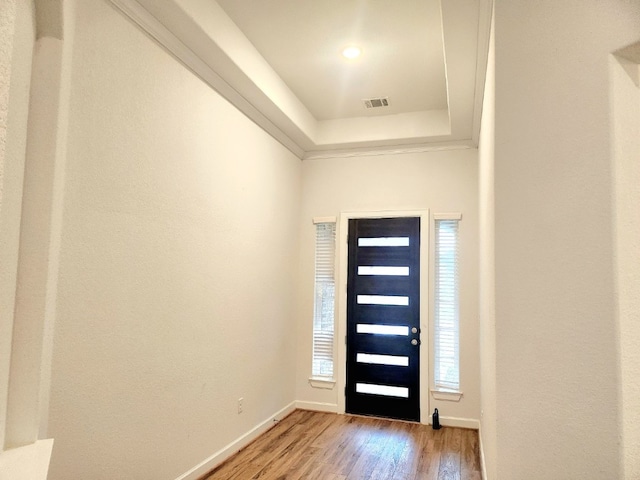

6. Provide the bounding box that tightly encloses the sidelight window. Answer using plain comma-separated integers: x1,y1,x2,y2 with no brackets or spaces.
434,217,460,391
311,220,336,378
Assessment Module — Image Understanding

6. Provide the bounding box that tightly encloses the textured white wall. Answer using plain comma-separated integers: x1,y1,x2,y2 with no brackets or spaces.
0,0,34,452
478,5,496,479
494,1,640,478
297,148,480,423
0,0,12,205
45,1,301,478
612,56,640,479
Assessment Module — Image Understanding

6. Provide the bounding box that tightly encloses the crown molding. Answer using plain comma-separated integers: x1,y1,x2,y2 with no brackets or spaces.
303,140,475,160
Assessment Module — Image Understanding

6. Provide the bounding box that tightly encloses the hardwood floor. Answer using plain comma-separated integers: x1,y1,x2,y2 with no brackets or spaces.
202,410,481,480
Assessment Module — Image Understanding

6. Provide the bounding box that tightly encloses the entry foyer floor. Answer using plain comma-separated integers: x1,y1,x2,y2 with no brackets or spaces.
202,409,481,480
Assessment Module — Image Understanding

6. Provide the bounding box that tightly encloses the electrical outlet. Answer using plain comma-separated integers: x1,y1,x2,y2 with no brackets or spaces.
238,397,243,414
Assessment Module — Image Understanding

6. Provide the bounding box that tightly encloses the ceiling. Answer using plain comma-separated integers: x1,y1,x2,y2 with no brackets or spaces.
216,0,448,121
110,0,492,158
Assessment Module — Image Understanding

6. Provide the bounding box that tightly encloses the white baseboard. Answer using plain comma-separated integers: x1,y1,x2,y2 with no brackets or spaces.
174,402,296,480
438,416,480,430
479,426,488,480
295,401,338,413
294,403,477,429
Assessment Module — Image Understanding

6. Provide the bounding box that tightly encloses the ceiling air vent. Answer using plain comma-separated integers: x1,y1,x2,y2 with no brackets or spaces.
363,97,390,109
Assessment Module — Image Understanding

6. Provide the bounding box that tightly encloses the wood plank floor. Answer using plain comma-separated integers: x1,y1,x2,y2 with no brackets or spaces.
202,410,481,480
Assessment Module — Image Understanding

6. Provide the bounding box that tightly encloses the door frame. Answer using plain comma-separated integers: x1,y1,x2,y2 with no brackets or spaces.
336,209,430,423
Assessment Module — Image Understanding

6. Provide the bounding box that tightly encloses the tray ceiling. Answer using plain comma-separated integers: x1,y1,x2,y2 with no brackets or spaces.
109,0,491,158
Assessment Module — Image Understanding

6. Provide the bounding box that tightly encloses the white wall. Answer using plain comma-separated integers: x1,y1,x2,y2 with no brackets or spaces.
493,1,640,478
296,148,480,423
0,0,35,452
45,1,302,478
478,4,496,479
612,53,640,479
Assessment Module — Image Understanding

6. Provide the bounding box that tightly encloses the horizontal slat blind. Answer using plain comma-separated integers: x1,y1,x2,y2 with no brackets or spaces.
312,222,336,378
434,219,460,391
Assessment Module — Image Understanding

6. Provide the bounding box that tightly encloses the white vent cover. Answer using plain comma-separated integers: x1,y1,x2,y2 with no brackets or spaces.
363,97,390,109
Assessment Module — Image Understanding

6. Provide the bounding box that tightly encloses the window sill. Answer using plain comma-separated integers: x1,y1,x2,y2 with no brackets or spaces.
309,377,336,389
430,388,463,402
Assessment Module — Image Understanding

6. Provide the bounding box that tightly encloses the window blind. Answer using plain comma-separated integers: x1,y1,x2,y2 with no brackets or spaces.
434,219,460,391
312,222,336,378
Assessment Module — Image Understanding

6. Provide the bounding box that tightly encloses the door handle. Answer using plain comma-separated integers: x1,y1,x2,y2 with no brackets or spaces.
411,338,421,346
411,327,420,334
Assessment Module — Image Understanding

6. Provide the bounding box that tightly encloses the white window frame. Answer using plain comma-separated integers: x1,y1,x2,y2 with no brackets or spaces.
309,217,337,388
431,213,463,401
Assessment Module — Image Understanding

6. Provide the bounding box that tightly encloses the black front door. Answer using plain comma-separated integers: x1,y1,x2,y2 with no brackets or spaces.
345,217,421,422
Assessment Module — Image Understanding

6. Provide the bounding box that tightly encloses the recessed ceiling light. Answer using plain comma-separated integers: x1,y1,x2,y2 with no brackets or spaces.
342,46,362,59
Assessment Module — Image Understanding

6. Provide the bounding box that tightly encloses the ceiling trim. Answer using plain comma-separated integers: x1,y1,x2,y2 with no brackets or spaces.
303,140,475,161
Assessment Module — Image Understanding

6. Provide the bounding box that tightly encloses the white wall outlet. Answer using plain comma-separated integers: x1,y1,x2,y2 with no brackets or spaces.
238,397,243,414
